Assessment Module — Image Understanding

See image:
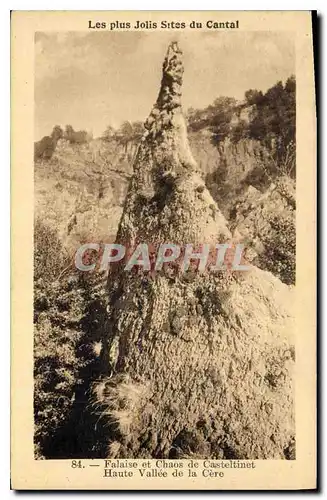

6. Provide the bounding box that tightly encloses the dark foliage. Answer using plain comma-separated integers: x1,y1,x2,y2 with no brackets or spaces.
102,121,145,145
34,220,110,458
246,76,296,169
260,212,296,285
187,76,296,170
187,97,236,144
34,125,63,161
65,125,90,145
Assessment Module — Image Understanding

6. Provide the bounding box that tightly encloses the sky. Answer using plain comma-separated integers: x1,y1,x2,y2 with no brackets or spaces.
35,31,295,140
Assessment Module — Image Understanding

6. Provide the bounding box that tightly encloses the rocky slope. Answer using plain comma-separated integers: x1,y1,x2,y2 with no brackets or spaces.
34,137,135,254
230,177,296,284
91,42,295,460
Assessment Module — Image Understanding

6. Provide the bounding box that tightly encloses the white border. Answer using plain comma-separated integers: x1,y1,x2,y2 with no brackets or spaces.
4,2,324,498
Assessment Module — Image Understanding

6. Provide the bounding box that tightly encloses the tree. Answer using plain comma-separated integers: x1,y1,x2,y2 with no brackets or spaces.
186,97,237,142
131,121,144,141
51,125,64,141
231,119,249,143
115,121,145,145
64,125,88,145
34,126,63,161
209,97,236,144
118,121,134,141
247,77,296,170
245,89,264,106
65,125,74,142
102,125,116,142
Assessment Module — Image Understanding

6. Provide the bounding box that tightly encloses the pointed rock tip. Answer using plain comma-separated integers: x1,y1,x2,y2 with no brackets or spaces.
143,42,184,133
157,41,184,110
162,40,183,78
166,40,182,56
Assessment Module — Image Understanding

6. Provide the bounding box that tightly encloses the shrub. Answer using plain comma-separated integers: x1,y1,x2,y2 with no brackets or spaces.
34,218,71,282
34,218,109,458
260,212,296,285
187,97,236,144
34,126,63,161
102,125,116,142
34,269,109,458
65,125,89,145
248,77,296,165
230,119,250,143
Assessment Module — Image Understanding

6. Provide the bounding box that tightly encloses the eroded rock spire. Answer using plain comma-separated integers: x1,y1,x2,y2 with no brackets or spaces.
144,41,183,134
116,41,229,249
95,43,295,460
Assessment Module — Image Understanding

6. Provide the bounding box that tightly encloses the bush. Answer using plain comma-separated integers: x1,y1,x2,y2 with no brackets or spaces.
248,76,296,166
65,125,89,145
34,126,63,161
34,218,109,458
230,119,250,143
245,89,265,106
102,125,116,142
34,218,71,282
187,97,236,144
260,212,296,285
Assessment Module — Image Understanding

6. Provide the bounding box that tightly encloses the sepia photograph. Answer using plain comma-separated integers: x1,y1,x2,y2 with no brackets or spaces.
11,10,316,490
34,29,296,461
